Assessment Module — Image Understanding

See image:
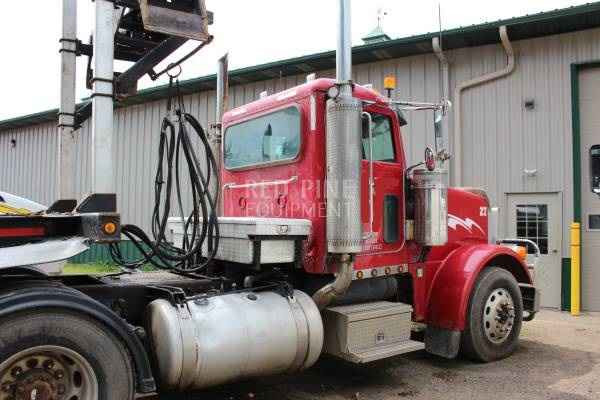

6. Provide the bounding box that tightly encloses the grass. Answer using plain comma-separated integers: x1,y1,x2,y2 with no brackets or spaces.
63,263,156,275
63,263,121,275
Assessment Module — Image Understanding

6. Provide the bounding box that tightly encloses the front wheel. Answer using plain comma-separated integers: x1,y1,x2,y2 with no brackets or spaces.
0,309,135,400
461,267,523,362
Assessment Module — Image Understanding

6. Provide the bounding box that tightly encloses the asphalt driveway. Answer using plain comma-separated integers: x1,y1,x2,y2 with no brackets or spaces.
158,310,600,400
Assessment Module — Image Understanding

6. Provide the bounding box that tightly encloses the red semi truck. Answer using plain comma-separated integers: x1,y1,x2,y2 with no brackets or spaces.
219,76,539,361
0,1,539,399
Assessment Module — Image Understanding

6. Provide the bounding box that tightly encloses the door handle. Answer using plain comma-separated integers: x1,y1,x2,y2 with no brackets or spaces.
552,249,558,254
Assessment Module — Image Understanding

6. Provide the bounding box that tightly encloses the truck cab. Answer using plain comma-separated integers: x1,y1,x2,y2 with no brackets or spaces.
222,79,413,275
221,77,539,359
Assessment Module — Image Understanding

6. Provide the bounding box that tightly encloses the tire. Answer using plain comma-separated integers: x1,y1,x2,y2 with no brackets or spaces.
461,267,523,362
0,309,135,400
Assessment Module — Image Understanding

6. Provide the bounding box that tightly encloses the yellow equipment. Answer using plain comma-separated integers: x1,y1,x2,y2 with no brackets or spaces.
0,203,31,216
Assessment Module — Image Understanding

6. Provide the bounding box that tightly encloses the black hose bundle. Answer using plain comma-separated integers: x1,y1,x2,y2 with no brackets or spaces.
109,77,220,275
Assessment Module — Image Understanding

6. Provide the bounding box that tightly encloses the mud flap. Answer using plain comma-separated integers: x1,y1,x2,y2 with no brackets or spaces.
425,325,461,359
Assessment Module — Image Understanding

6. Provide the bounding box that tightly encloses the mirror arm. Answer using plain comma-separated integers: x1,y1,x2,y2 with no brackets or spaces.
362,111,375,239
390,99,451,113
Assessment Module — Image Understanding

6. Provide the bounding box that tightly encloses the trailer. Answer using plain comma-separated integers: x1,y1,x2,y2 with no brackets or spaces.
0,1,539,399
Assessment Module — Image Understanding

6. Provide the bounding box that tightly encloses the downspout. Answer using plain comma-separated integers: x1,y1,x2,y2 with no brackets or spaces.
432,36,450,168
453,25,515,186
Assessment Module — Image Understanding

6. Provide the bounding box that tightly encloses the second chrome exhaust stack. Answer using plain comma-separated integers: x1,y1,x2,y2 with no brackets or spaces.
336,0,352,86
325,0,362,255
316,0,361,309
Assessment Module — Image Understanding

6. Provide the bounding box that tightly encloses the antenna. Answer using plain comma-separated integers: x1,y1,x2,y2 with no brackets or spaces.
438,3,444,104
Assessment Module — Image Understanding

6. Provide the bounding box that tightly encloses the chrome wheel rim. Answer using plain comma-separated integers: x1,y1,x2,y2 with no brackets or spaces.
0,345,98,400
483,288,515,344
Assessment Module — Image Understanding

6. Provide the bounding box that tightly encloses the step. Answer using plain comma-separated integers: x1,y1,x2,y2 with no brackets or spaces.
323,301,423,363
344,339,425,364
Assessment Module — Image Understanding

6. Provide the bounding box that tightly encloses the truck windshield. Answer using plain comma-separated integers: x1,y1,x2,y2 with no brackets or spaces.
224,107,301,169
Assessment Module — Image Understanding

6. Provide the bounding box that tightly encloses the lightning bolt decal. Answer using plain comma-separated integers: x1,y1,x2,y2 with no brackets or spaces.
448,213,485,235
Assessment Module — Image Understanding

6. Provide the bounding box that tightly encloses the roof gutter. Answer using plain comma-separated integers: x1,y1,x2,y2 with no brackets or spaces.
453,25,515,186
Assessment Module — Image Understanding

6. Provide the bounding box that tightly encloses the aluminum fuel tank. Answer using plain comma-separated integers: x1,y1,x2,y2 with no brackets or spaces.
147,289,324,390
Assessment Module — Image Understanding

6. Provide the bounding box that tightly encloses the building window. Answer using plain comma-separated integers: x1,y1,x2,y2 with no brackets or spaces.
362,114,396,162
516,204,548,254
224,107,301,170
591,145,600,195
589,214,600,230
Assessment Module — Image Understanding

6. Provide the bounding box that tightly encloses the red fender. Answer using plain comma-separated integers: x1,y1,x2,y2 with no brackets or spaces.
426,244,532,331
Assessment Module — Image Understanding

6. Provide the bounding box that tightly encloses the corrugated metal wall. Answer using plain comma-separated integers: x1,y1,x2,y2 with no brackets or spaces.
0,123,58,206
449,27,600,253
3,27,600,258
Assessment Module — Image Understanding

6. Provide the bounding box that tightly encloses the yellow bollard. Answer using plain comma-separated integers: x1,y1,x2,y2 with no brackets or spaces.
570,222,581,316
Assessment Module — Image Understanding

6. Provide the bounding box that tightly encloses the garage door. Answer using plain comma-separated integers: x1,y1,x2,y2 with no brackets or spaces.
579,68,600,312
507,193,562,309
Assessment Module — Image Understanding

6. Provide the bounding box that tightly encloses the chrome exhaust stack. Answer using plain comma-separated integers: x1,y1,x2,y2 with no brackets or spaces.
212,53,229,216
326,0,362,254
336,0,352,90
316,0,362,309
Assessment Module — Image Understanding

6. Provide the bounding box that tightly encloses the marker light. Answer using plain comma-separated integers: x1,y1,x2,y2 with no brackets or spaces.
515,245,528,261
384,76,396,90
103,222,117,235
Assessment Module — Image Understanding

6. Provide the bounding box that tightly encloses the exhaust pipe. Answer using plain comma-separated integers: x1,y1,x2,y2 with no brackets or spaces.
314,0,360,309
216,53,229,124
326,0,362,255
313,254,354,310
212,53,229,215
336,0,352,86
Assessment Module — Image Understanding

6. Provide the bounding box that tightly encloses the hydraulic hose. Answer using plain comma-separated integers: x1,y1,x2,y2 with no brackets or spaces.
109,77,220,275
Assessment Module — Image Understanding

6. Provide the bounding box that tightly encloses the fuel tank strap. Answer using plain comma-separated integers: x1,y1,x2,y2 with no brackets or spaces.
288,295,311,373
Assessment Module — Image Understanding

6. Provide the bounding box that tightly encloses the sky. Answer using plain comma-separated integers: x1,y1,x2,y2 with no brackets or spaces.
0,0,593,120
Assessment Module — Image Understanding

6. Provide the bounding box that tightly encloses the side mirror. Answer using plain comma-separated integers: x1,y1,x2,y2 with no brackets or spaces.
433,109,444,154
425,147,436,171
396,110,408,127
591,145,600,196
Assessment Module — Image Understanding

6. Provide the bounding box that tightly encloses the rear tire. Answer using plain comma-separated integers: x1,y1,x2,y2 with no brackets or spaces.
0,309,135,400
461,267,523,362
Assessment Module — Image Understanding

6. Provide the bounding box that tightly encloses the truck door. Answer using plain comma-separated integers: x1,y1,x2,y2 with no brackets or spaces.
357,107,406,268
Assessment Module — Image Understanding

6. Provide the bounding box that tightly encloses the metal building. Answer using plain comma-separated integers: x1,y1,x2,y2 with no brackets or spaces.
2,3,600,311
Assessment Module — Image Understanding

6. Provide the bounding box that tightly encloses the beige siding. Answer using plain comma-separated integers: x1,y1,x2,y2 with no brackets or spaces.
3,27,600,251
0,123,58,206
447,28,600,252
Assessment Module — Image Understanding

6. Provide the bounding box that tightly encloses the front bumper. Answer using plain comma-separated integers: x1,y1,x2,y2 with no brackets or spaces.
519,283,540,321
